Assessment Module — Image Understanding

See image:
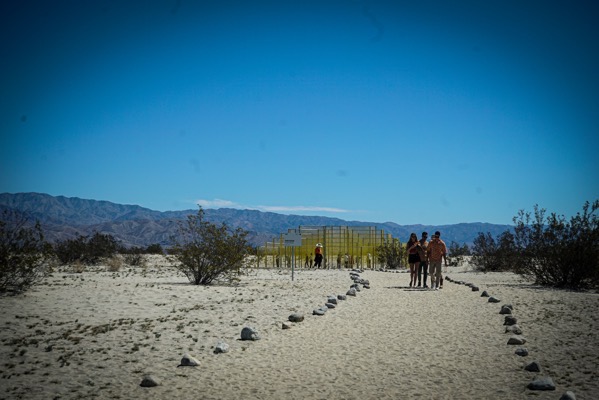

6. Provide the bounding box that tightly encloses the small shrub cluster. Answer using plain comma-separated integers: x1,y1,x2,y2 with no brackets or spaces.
145,243,164,255
123,253,146,268
54,232,119,265
71,260,86,273
105,255,124,272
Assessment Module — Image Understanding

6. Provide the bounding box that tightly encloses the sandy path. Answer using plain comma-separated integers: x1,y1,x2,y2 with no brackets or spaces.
1,261,597,399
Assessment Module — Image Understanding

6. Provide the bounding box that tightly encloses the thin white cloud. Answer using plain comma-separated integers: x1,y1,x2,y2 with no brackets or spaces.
258,205,349,213
194,199,350,214
195,198,239,208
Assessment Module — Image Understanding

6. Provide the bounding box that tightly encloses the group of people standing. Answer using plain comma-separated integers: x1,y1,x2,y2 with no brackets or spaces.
406,231,448,290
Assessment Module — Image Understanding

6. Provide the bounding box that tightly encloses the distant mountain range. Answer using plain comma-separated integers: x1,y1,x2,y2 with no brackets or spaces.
0,192,512,248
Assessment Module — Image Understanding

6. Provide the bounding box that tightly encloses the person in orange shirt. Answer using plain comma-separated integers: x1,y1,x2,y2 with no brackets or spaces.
427,231,448,290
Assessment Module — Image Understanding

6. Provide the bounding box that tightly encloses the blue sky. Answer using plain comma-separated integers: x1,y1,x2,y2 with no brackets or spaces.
2,0,598,225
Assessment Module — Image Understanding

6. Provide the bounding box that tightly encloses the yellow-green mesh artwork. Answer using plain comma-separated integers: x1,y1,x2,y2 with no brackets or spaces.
258,226,393,269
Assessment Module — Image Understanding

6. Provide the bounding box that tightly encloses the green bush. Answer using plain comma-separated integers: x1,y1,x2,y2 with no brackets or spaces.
472,201,599,289
512,201,599,289
471,231,517,272
171,207,249,285
376,238,406,269
0,210,53,294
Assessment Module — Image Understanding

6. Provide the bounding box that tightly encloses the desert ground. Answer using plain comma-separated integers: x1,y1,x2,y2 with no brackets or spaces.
1,256,598,399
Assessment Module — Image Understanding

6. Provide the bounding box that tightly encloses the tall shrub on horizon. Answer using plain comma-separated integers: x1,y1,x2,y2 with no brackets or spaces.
171,207,249,285
512,200,599,289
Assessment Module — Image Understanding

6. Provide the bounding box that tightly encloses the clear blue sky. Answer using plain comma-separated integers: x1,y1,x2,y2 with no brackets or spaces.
2,1,598,225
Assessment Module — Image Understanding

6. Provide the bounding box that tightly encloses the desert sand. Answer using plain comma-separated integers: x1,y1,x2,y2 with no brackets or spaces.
1,256,598,399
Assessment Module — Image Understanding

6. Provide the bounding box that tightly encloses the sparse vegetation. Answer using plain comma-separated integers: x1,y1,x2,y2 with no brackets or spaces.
0,209,53,294
123,253,146,268
170,207,250,285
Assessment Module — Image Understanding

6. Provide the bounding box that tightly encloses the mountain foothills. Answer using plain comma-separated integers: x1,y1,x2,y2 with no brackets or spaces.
0,193,512,248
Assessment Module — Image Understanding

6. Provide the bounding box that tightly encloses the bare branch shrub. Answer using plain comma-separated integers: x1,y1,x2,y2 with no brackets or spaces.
0,209,53,294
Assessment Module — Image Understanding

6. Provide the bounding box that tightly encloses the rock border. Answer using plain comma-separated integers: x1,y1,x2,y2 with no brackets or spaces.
444,274,575,398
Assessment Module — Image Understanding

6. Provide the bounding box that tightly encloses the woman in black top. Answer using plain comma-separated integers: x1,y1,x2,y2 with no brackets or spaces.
407,233,421,287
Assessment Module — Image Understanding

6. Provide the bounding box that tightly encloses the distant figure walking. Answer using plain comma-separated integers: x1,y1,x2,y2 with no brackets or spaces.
427,231,448,290
305,253,311,268
313,243,323,268
407,233,421,287
417,232,429,288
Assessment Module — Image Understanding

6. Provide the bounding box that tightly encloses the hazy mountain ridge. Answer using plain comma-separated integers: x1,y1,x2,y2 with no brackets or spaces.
0,192,512,248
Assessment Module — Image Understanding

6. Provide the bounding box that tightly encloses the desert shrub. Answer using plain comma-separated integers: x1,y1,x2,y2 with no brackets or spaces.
512,201,599,289
54,232,119,265
71,260,86,273
0,210,53,294
105,255,124,272
123,253,146,268
54,234,87,265
376,238,406,269
171,207,250,285
471,231,517,272
85,232,120,263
